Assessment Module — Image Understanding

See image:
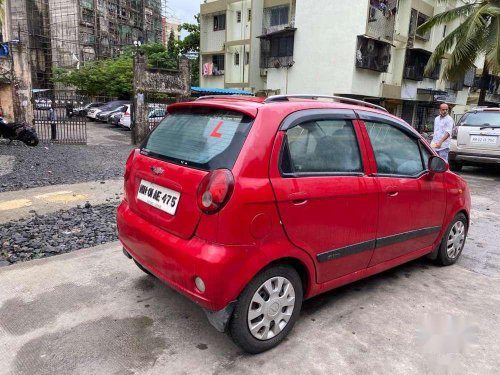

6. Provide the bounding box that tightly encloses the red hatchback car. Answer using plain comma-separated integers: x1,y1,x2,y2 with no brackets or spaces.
117,95,470,353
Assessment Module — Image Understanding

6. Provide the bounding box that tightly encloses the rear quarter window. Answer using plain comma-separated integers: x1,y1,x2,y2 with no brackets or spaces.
141,107,253,171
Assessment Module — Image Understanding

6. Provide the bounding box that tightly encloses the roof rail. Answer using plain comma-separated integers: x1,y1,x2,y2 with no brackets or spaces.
264,95,388,112
195,95,254,101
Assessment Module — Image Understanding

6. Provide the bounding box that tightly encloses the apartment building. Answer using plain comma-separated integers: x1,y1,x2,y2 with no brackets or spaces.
9,0,163,89
200,0,471,130
162,16,181,46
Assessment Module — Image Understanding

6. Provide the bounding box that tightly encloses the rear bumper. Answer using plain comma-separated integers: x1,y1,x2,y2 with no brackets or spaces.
116,201,251,311
449,151,500,165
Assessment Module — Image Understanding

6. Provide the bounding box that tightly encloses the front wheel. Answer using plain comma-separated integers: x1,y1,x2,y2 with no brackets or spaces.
229,265,303,354
449,160,463,172
437,213,468,266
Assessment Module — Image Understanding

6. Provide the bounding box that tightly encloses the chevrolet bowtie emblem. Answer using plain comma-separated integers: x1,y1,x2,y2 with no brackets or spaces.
150,166,164,175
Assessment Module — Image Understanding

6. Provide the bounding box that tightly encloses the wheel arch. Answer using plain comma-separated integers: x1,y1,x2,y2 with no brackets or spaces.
265,256,311,297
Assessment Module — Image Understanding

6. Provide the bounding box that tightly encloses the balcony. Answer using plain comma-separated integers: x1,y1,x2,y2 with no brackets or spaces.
355,36,391,73
366,0,398,42
258,29,295,69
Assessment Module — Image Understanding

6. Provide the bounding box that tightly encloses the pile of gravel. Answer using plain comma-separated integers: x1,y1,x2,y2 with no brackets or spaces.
0,202,119,266
0,143,135,193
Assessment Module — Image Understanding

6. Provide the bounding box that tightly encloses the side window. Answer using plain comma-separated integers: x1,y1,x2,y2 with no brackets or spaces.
281,119,363,175
419,141,431,170
364,121,425,176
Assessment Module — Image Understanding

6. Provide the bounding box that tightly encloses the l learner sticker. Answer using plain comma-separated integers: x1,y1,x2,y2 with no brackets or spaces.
137,180,181,215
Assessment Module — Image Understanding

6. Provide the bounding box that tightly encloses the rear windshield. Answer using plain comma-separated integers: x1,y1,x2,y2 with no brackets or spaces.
459,112,500,127
141,107,253,170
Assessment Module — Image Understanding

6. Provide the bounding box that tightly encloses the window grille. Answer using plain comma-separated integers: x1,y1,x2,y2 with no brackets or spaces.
355,36,391,73
212,54,225,73
214,14,226,31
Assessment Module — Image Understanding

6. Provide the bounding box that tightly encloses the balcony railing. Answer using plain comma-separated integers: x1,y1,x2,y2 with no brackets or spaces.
366,0,398,42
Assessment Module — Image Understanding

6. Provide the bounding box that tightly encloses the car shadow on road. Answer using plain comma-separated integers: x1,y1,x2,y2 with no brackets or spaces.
300,257,435,317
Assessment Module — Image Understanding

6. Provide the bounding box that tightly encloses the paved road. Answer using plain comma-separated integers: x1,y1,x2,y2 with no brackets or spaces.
0,164,499,374
455,166,500,278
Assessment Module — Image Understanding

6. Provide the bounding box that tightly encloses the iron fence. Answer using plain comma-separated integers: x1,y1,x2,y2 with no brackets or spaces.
32,92,88,144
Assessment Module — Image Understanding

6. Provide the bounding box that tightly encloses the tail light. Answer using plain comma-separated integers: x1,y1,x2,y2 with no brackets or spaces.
451,125,459,139
123,150,136,201
124,111,130,117
197,169,234,214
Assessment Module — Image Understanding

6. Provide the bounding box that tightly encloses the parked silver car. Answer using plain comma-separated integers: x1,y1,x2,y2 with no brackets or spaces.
449,108,500,171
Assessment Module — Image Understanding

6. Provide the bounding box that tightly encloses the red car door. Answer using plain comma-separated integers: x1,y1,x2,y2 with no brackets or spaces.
269,109,379,283
357,111,446,266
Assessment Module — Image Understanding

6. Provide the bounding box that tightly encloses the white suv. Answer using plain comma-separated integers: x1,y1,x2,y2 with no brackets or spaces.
449,108,500,171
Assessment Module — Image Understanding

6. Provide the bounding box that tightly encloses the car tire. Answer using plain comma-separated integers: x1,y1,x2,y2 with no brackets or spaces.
229,265,303,354
436,213,468,266
133,259,154,277
449,160,462,172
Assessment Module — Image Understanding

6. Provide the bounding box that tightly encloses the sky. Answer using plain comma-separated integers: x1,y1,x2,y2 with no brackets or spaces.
166,0,200,24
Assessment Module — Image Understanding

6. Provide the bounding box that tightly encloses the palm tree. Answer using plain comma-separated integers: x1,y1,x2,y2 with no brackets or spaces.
417,0,500,105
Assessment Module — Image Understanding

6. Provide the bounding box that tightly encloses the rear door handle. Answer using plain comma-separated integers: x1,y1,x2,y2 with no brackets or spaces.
384,186,399,197
288,192,309,205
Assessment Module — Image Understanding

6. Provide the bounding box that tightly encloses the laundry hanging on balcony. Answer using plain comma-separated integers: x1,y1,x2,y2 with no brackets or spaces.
203,63,214,76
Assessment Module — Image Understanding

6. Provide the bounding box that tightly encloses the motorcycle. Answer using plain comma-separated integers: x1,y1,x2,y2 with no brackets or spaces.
0,117,39,146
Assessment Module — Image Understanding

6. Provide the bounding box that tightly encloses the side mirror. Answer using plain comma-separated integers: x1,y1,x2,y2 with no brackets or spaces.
428,156,448,173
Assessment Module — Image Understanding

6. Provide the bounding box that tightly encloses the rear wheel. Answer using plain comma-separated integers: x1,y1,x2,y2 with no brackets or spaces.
229,265,303,354
437,213,468,266
449,160,462,172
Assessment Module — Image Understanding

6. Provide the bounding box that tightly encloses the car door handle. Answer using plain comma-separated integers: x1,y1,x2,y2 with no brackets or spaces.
384,186,399,197
289,192,309,205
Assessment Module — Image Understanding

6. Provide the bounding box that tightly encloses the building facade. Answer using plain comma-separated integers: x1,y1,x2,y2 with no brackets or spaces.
162,16,181,46
200,0,471,130
8,0,163,90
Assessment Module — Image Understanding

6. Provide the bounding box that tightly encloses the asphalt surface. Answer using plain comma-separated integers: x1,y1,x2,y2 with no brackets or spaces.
0,122,499,374
0,121,134,193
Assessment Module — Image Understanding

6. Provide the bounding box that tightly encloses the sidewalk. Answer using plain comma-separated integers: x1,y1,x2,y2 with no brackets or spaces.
0,179,123,224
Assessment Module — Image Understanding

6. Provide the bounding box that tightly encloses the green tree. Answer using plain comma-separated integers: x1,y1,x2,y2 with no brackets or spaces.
178,14,200,54
52,43,178,97
53,56,133,98
178,14,200,86
167,29,179,60
417,0,500,105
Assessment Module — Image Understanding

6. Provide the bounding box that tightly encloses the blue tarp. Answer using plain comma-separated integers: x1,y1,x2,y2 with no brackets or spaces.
0,43,9,58
191,86,253,96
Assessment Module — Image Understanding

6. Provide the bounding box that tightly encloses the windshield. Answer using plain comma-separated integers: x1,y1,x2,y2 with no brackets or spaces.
141,107,253,171
459,112,500,127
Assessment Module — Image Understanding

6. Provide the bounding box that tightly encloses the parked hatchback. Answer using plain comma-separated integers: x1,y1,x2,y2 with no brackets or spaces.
117,95,471,353
449,108,500,171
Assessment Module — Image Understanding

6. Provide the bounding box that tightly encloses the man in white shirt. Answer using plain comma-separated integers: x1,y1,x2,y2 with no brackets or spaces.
431,103,454,161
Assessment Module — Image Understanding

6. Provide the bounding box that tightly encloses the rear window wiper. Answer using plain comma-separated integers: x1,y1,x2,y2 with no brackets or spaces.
479,124,500,130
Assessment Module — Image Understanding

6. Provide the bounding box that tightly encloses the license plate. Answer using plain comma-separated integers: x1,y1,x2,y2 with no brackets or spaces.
470,135,497,145
137,180,180,215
